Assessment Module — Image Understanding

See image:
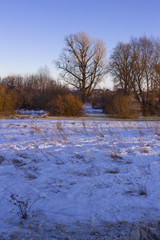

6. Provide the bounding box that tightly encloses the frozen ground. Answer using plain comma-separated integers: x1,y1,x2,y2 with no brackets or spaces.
0,112,160,239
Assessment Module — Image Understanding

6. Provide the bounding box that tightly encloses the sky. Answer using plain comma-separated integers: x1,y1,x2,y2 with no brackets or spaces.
0,0,160,89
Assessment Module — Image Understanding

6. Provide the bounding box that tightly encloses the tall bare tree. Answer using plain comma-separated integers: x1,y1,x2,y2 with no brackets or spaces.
154,62,160,87
56,31,107,102
131,37,160,115
109,36,160,115
109,42,134,95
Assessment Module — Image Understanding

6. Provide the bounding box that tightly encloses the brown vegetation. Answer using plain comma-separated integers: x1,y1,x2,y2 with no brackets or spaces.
0,87,17,115
1,34,160,118
110,94,139,119
109,36,160,116
49,94,83,116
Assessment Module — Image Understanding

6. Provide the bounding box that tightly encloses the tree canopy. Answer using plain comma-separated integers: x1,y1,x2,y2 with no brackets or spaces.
56,31,107,102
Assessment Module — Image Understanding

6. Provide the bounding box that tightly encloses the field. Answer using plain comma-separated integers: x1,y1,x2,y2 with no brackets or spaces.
0,116,160,239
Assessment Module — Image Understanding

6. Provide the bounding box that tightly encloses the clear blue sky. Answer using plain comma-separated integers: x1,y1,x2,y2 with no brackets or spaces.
0,0,160,88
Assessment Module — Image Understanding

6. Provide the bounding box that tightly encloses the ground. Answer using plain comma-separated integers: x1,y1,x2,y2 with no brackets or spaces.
0,106,160,239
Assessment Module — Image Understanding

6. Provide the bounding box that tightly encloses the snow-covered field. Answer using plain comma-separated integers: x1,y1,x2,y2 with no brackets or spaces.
0,117,160,239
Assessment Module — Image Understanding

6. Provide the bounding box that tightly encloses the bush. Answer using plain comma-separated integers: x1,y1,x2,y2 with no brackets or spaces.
0,87,17,115
103,94,115,114
104,94,139,119
49,94,83,116
113,94,139,119
0,74,70,111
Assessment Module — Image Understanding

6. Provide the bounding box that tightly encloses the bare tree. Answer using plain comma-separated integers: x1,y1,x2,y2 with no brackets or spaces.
109,36,160,115
1,75,23,89
56,31,107,102
154,62,160,87
131,37,160,115
109,42,134,95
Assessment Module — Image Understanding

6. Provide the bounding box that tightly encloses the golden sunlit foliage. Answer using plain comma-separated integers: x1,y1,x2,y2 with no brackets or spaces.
0,87,17,115
49,94,83,116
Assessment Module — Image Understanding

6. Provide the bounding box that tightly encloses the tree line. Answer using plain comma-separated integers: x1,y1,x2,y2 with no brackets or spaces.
56,32,160,117
1,31,160,117
0,73,78,116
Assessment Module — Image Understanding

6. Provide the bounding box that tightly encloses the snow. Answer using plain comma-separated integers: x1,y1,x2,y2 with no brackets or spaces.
17,110,47,118
0,115,160,238
83,103,103,114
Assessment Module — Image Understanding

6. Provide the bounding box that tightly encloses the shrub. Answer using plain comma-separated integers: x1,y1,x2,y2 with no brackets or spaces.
0,87,17,115
10,193,43,219
112,94,139,119
103,94,115,114
49,94,83,116
104,94,139,119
